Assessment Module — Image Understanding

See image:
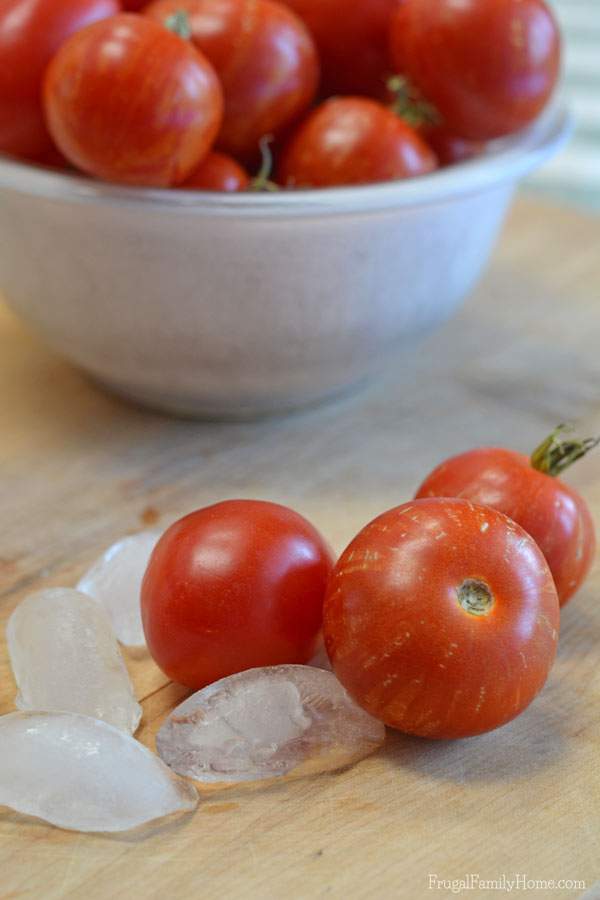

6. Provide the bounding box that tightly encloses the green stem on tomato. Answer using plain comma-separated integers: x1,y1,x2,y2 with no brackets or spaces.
530,424,600,477
387,75,440,129
165,10,192,40
248,135,279,193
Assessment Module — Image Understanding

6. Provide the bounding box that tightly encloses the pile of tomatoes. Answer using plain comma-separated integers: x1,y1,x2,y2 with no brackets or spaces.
0,0,561,190
142,426,596,741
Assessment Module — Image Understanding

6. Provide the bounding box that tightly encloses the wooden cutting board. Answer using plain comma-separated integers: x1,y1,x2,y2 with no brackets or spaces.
1,198,600,900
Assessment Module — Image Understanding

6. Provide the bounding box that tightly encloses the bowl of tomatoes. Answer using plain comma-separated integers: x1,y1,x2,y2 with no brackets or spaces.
0,0,569,418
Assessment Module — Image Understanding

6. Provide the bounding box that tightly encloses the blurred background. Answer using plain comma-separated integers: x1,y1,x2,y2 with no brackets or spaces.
527,0,600,212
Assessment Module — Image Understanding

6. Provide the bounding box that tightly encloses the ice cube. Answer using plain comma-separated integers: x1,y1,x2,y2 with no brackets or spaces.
156,664,385,783
7,588,142,733
308,635,333,671
77,531,160,647
0,711,198,832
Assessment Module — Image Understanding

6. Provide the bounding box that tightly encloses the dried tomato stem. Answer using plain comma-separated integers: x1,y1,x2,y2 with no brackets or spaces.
249,134,279,192
530,424,600,477
457,579,494,617
387,75,440,129
165,10,192,40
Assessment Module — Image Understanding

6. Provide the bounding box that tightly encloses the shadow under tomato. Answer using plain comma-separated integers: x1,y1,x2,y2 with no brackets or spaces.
379,695,569,784
556,599,600,661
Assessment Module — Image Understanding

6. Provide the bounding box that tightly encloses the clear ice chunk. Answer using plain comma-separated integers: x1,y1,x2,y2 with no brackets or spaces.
156,664,386,783
308,635,333,671
77,531,160,647
7,588,142,733
0,711,198,832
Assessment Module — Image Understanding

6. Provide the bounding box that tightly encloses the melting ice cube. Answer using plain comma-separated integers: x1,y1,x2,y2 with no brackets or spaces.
77,531,160,647
0,711,198,832
7,588,142,733
156,664,385,784
308,635,333,671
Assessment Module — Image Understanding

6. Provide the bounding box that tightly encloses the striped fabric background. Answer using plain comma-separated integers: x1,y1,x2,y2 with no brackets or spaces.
526,0,600,212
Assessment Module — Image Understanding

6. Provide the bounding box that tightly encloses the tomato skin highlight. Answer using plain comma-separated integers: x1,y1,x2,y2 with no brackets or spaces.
141,500,334,689
390,0,561,141
181,151,250,190
0,0,119,160
278,0,397,99
145,0,319,164
416,448,596,607
277,97,438,188
43,14,223,186
323,498,559,739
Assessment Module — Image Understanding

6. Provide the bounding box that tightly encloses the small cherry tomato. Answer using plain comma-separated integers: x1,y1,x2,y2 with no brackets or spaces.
390,0,561,141
181,151,250,191
141,500,334,689
277,97,438,188
423,128,485,167
29,143,75,173
278,0,397,98
0,0,119,160
415,427,598,606
145,0,319,164
43,14,223,186
385,77,485,166
323,498,559,738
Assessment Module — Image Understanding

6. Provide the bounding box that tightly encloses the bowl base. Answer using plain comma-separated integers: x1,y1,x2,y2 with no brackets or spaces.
92,374,372,422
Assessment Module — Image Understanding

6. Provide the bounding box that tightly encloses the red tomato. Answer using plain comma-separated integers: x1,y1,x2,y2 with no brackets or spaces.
30,143,74,172
144,0,319,164
0,0,119,160
423,128,485,167
415,432,597,607
278,0,397,98
182,151,250,191
141,500,334,689
43,14,223,186
390,0,561,141
323,499,559,738
277,97,437,188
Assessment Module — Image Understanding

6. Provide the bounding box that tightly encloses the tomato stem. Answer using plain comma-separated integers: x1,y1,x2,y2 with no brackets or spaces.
165,10,192,40
457,579,494,617
530,424,600,477
387,75,440,129
248,135,279,193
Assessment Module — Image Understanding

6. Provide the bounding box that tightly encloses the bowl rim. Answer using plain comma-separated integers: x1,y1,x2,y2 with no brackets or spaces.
0,102,572,218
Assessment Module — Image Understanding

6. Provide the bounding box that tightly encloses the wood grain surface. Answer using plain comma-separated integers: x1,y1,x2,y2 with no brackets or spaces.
1,198,600,900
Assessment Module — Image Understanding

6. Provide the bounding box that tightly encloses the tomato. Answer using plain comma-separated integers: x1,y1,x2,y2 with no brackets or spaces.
415,429,598,607
144,0,319,164
278,0,397,98
43,14,223,186
385,77,485,166
423,128,485,167
323,499,559,739
277,97,437,188
141,500,334,689
30,144,74,172
181,152,250,190
0,0,119,160
389,0,561,141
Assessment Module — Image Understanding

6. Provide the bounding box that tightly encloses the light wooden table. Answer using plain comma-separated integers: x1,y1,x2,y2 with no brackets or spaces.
1,198,600,900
